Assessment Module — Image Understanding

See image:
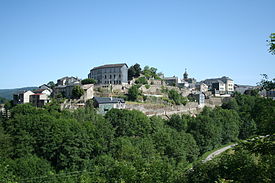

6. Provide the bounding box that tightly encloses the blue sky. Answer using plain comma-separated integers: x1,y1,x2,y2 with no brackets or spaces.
0,0,274,89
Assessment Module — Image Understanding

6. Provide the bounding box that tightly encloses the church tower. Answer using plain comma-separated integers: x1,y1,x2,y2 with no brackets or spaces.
183,68,188,81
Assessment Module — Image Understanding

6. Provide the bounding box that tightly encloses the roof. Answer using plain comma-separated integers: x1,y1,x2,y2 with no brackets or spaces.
221,76,233,81
213,80,225,84
164,77,178,80
14,90,34,95
32,89,46,94
93,97,125,104
203,76,233,84
91,63,128,71
31,93,43,96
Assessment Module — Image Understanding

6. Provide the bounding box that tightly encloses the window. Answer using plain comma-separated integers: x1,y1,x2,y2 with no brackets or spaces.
110,75,112,79
105,75,107,79
119,74,121,78
114,75,116,79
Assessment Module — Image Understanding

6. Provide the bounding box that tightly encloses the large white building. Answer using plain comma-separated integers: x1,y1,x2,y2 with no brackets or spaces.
203,76,234,94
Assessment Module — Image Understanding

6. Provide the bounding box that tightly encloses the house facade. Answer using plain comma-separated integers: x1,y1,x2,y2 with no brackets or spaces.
81,84,94,102
194,93,205,106
93,97,125,114
163,76,179,86
29,89,52,107
53,83,94,100
13,90,34,105
212,81,226,94
196,83,208,92
53,84,79,98
88,63,128,85
203,76,234,94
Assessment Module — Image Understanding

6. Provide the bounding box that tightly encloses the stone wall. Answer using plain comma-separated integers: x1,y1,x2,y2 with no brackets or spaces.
125,102,200,117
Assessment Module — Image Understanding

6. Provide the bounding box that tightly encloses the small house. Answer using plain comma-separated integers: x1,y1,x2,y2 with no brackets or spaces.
93,97,125,114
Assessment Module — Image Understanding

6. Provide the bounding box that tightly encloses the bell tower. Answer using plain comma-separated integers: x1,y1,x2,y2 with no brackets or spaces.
183,68,188,81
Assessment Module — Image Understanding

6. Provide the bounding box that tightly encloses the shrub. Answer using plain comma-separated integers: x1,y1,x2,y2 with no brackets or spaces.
145,84,150,89
135,77,148,85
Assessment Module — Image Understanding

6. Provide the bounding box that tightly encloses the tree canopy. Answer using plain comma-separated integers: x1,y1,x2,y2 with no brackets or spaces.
81,78,97,85
128,63,142,80
72,85,84,99
0,92,274,182
267,33,275,55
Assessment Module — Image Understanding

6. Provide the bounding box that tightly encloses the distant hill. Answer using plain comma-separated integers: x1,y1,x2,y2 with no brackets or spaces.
0,87,38,101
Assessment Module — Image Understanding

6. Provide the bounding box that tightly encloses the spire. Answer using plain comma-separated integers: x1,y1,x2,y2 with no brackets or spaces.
184,68,188,80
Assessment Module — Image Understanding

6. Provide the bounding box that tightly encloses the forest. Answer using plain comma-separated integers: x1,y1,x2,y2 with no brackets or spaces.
0,93,274,183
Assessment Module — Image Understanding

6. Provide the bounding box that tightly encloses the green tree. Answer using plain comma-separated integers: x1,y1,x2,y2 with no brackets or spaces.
267,33,275,55
166,114,189,132
128,63,142,80
128,85,140,101
47,81,55,89
168,89,187,105
81,78,97,85
135,76,148,85
8,155,54,182
105,109,152,137
258,74,275,91
143,65,159,79
72,85,84,99
0,125,13,158
188,108,223,154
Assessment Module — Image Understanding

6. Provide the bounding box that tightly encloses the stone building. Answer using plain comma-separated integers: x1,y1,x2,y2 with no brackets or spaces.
53,84,94,101
57,76,81,86
163,76,179,86
88,63,128,85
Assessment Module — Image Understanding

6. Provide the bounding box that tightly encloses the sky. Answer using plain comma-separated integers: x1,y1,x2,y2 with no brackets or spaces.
0,0,274,89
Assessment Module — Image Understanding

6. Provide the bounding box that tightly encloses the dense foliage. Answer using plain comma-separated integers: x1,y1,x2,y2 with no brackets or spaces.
128,63,142,80
0,94,274,182
127,85,141,101
81,78,97,85
187,135,275,183
168,89,187,105
267,33,275,55
143,65,161,79
72,85,84,99
135,77,148,85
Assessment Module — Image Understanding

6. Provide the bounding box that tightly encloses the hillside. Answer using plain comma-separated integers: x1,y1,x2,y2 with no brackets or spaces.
0,87,38,101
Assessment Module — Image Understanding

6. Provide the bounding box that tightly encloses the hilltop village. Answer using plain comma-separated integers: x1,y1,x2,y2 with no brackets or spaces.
8,63,242,117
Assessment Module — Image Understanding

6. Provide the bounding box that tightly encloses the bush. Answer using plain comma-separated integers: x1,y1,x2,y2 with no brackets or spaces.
168,89,187,105
135,77,148,85
81,78,97,85
128,85,140,101
145,84,150,89
72,85,84,99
